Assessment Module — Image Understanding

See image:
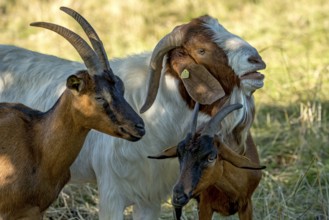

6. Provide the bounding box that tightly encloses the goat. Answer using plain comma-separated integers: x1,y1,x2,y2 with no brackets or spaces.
0,13,265,219
0,8,145,219
149,103,265,220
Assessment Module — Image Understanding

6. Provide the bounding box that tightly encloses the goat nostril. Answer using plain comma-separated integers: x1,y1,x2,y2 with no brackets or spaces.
135,123,145,132
248,55,263,64
135,123,144,130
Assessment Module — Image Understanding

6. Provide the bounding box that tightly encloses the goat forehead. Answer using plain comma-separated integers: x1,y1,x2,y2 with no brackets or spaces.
94,76,116,96
202,16,260,74
201,16,250,50
183,136,214,157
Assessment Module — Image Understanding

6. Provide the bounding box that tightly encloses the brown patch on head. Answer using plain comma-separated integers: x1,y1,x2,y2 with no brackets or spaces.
72,70,96,94
166,18,239,116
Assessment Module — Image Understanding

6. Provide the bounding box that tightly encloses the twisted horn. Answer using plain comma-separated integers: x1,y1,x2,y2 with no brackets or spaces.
201,104,243,137
30,22,102,76
140,26,185,113
60,6,111,71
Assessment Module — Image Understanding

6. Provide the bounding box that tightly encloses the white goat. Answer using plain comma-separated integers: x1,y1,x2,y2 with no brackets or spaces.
0,7,145,219
0,14,266,219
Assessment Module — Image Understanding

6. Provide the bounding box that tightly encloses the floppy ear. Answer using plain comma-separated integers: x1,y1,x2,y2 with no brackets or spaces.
66,75,85,92
147,146,177,159
181,63,225,105
217,142,266,170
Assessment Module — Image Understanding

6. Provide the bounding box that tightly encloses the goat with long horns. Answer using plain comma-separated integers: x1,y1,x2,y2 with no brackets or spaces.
0,7,144,219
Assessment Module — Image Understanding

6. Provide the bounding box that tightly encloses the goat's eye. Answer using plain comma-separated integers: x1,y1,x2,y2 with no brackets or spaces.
197,48,205,55
207,154,217,163
95,96,106,103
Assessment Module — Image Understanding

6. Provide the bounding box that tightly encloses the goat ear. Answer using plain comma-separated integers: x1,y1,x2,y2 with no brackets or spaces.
147,146,177,159
66,75,85,92
181,64,225,105
218,143,266,170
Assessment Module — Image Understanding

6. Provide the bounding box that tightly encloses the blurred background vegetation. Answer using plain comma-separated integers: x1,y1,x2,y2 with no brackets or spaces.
1,0,328,219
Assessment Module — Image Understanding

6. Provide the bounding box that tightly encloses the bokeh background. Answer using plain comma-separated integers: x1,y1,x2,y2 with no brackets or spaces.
1,0,328,219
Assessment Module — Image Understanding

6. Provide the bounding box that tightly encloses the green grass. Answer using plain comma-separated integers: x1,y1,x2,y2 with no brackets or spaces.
1,0,329,219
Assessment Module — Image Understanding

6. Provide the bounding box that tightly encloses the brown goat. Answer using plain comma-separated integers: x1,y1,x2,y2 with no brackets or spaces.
0,7,145,220
149,103,265,220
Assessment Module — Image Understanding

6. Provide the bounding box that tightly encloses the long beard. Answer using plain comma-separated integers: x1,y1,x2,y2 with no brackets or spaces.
217,86,255,154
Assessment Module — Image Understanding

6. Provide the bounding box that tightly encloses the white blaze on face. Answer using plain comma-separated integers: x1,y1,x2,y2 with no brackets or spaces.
202,17,265,95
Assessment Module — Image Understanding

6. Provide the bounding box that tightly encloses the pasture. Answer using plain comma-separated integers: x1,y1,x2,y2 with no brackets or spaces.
0,0,328,219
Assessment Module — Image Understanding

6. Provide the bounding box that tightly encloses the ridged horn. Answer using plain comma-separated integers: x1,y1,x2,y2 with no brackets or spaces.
60,6,111,72
140,26,185,113
30,22,102,76
201,104,243,137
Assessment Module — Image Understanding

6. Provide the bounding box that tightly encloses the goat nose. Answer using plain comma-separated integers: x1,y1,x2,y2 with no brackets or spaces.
248,55,265,65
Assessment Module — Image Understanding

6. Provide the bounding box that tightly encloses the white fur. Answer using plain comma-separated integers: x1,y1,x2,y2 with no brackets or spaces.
0,17,263,220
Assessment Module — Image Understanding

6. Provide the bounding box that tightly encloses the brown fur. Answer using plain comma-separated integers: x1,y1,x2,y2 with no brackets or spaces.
166,17,239,116
194,133,262,220
164,18,253,154
0,71,143,219
151,131,263,220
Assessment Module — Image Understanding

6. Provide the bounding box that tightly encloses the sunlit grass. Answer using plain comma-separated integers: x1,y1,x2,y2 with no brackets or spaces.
1,0,328,219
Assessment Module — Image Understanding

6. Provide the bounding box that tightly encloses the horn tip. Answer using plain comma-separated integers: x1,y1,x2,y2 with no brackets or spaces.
139,105,148,114
60,6,69,12
30,22,42,27
236,103,243,109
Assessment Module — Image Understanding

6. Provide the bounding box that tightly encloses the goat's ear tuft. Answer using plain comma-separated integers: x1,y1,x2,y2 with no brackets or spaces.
67,75,85,92
147,146,178,159
182,64,225,104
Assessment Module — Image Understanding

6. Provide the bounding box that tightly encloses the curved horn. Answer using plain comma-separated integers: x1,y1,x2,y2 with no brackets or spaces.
190,102,200,135
140,26,185,113
60,6,111,71
30,22,102,76
201,104,243,137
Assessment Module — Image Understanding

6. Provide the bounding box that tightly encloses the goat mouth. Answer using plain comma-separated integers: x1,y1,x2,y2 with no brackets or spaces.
119,127,144,142
240,71,265,81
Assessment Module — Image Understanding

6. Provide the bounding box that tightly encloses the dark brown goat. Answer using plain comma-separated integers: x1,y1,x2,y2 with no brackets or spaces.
149,103,265,220
0,7,144,219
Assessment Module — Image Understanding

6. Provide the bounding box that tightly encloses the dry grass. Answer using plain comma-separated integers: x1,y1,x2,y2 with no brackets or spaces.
1,0,329,219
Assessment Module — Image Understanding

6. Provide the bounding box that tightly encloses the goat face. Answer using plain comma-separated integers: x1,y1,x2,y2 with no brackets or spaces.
148,133,264,208
148,103,265,208
172,134,219,207
67,70,145,141
31,7,145,142
141,15,266,113
203,15,266,94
